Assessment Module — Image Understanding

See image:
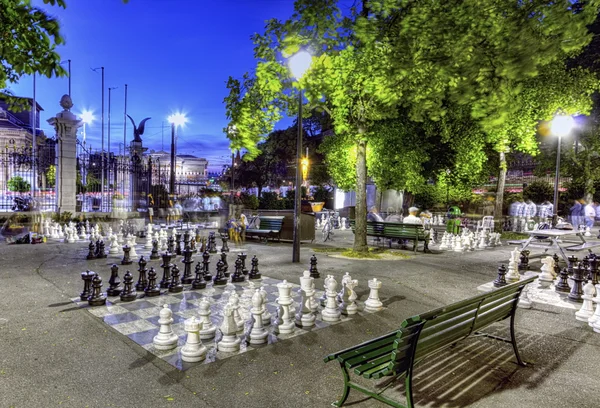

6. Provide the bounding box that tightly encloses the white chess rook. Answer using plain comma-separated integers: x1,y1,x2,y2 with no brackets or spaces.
364,278,384,313
153,305,179,350
181,317,207,363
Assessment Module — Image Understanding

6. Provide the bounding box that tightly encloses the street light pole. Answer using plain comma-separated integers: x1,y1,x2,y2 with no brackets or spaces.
553,134,562,227
170,122,176,195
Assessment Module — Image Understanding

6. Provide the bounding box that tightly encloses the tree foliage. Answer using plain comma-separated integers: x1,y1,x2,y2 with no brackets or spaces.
7,176,30,193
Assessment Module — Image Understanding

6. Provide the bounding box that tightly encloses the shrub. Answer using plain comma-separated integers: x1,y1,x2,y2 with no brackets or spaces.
7,176,30,193
523,181,554,203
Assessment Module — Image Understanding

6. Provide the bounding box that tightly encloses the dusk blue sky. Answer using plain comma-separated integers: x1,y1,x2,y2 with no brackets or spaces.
9,0,299,171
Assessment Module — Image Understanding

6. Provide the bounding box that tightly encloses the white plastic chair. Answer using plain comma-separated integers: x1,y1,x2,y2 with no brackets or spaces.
477,216,494,233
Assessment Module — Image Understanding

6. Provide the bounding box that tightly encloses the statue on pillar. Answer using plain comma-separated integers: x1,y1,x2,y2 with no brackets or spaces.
126,115,151,143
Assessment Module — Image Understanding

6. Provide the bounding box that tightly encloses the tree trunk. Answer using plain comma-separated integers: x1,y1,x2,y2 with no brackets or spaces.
583,152,594,203
353,139,368,252
494,151,507,233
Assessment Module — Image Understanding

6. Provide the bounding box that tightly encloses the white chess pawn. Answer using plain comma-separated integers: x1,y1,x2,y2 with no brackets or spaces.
229,293,245,332
340,217,347,230
198,299,217,340
249,289,269,344
109,234,120,255
217,304,241,352
364,278,384,312
181,317,207,363
588,283,600,327
275,280,295,334
117,230,124,245
321,275,341,322
153,305,179,350
439,233,448,250
453,235,464,252
128,235,138,259
576,280,596,322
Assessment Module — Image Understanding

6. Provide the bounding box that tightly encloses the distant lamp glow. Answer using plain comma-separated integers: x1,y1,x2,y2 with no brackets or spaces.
288,50,312,80
80,110,95,124
301,156,309,180
167,112,187,127
550,115,575,137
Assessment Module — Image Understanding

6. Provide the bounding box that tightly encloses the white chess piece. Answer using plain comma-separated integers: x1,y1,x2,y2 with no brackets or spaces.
364,278,384,312
538,256,555,288
275,280,295,334
249,289,269,344
217,304,241,352
296,271,317,327
340,278,358,315
117,230,124,245
454,235,464,252
340,217,347,231
505,248,521,282
585,226,592,237
300,270,319,313
229,293,245,332
153,305,179,350
128,235,138,259
181,317,207,363
439,233,448,250
518,284,532,309
588,283,600,327
576,280,596,322
259,286,272,325
145,230,153,249
198,299,217,340
321,275,341,322
109,234,119,255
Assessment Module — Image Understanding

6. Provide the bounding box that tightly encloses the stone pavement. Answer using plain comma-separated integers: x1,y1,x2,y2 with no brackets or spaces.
1,230,599,407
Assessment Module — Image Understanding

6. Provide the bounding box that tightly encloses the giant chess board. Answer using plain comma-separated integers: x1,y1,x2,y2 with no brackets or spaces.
71,276,364,370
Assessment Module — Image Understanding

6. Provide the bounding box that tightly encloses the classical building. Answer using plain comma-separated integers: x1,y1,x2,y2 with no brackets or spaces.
147,150,209,193
0,96,45,148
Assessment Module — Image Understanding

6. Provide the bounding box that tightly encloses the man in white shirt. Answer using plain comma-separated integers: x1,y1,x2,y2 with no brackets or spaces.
584,201,596,228
403,207,423,225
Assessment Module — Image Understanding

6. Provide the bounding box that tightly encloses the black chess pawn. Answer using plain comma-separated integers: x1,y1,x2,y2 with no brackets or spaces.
221,235,230,253
86,241,96,260
88,273,107,306
150,240,160,260
231,258,245,283
135,256,148,291
175,232,183,255
555,267,571,293
220,252,229,277
192,262,207,289
568,262,585,303
160,252,173,289
94,239,102,258
249,255,261,280
167,236,175,254
144,267,161,297
518,250,530,271
589,255,598,285
121,245,133,265
202,250,212,281
80,270,94,300
239,253,248,275
168,264,184,293
309,254,320,279
107,264,123,296
181,246,194,284
120,271,137,302
493,264,507,288
97,240,107,258
213,259,228,285
553,254,561,280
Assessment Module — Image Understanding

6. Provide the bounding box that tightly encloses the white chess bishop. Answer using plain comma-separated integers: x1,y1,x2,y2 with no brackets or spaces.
153,305,178,350
321,275,341,322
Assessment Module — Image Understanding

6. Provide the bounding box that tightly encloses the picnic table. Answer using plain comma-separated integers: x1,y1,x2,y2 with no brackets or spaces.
508,229,600,262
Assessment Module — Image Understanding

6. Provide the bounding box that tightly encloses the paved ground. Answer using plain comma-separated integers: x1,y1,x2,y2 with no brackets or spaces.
1,228,599,408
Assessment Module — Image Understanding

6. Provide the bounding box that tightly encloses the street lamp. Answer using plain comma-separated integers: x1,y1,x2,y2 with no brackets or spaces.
288,50,312,263
167,113,187,195
550,115,575,226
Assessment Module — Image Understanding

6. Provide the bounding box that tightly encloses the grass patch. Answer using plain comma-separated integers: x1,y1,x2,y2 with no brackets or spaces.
312,247,346,253
339,248,411,260
341,249,381,259
500,232,529,240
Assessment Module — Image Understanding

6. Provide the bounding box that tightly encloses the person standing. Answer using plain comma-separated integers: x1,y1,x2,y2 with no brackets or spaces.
570,199,582,229
584,200,595,229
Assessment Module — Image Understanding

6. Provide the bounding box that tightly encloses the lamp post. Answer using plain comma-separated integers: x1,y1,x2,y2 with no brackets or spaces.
288,50,312,263
167,113,187,196
91,67,105,209
550,115,575,226
445,169,451,209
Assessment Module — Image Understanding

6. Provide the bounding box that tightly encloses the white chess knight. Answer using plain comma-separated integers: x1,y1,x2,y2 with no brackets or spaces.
249,289,269,344
153,305,178,350
364,278,383,312
538,256,555,288
340,277,358,315
260,286,272,326
505,247,521,283
576,280,596,322
299,270,319,313
198,299,217,340
275,280,296,334
181,317,207,363
321,275,341,322
217,304,241,352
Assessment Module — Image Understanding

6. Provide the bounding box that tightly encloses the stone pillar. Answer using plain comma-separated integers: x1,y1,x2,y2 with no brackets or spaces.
47,95,82,214
129,139,148,212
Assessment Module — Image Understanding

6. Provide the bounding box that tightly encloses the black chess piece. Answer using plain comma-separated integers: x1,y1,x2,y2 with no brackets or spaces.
80,270,94,300
493,264,507,288
249,255,261,280
589,254,598,285
568,262,585,303
175,232,182,255
239,253,248,275
86,241,96,260
121,245,133,265
168,264,184,293
220,252,229,277
136,256,148,291
553,253,561,280
88,273,107,306
160,252,173,289
120,271,137,302
94,239,102,258
192,262,207,289
107,264,123,296
181,245,194,284
167,236,175,254
248,255,261,279
221,236,230,253
202,250,212,281
555,267,571,293
518,250,530,271
213,259,228,285
231,258,245,283
309,254,320,279
144,267,161,297
97,240,107,258
183,231,191,249
150,240,160,260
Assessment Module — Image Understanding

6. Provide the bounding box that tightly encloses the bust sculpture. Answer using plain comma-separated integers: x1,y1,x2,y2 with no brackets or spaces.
59,94,73,111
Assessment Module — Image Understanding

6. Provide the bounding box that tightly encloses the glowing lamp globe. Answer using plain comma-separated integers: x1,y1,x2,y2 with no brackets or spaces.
288,50,312,80
80,110,95,124
550,115,575,137
168,113,187,127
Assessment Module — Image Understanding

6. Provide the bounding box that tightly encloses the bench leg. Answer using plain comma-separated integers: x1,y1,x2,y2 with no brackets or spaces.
405,365,415,408
332,363,352,407
510,312,526,367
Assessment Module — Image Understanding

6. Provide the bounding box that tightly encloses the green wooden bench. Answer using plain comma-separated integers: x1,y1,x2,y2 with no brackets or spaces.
245,216,285,242
350,220,430,253
324,276,536,408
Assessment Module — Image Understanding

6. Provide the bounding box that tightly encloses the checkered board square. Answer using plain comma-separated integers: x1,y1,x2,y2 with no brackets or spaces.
72,276,368,371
